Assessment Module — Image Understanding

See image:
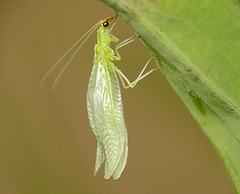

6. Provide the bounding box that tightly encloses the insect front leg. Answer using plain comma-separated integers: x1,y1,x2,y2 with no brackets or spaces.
113,56,159,89
113,35,137,60
109,14,118,32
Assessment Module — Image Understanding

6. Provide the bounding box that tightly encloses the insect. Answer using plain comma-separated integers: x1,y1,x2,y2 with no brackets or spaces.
41,15,158,180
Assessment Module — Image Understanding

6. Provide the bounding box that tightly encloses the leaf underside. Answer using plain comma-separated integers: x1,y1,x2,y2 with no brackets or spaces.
101,0,240,192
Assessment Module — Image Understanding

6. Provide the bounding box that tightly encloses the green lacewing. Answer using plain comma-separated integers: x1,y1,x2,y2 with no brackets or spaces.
41,15,157,180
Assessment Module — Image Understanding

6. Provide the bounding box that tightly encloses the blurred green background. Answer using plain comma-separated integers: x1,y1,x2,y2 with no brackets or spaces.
0,0,236,193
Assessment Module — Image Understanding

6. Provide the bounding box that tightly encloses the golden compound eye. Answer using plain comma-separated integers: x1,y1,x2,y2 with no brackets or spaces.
103,20,109,27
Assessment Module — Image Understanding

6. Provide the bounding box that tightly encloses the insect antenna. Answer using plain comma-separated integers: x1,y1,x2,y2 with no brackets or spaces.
40,21,100,89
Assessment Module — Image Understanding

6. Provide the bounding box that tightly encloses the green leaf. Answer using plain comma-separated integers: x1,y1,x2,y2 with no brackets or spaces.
101,0,240,191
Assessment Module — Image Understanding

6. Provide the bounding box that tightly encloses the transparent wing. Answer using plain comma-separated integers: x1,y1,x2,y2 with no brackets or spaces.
86,56,128,180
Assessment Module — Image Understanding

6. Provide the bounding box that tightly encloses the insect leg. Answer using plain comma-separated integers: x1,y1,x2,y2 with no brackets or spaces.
113,35,137,60
109,14,118,32
113,56,159,89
